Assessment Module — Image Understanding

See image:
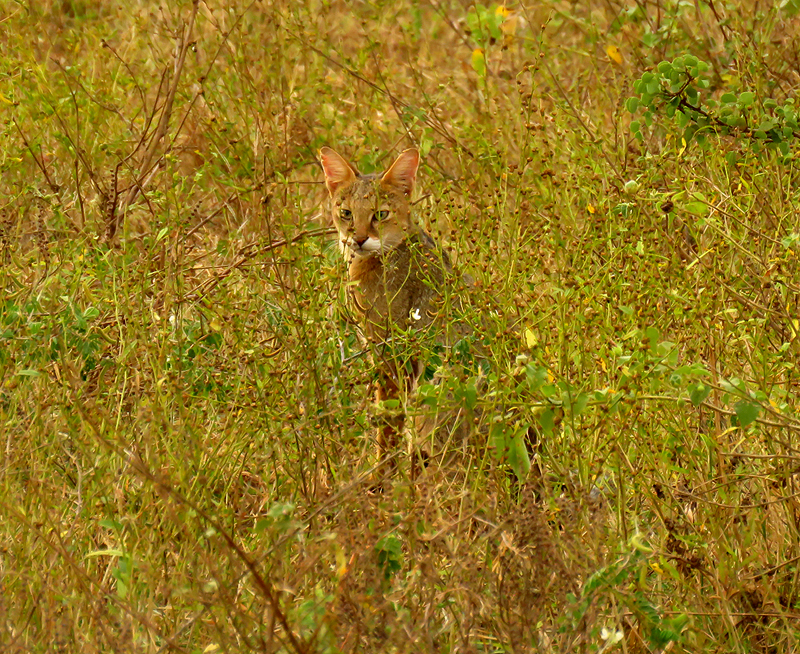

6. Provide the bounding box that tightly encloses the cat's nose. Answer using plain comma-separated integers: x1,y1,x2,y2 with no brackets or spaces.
354,236,368,247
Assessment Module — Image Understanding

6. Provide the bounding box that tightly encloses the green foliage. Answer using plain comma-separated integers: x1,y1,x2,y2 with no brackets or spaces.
567,539,689,648
1,296,105,377
375,533,404,579
489,418,531,482
465,4,507,48
629,55,799,160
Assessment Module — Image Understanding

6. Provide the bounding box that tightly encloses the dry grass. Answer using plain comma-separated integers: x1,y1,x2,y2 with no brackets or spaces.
3,1,800,652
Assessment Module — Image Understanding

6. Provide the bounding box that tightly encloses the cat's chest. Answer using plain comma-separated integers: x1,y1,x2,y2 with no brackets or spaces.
347,250,414,320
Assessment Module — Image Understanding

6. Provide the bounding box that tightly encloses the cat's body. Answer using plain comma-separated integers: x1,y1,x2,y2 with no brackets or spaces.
347,231,447,341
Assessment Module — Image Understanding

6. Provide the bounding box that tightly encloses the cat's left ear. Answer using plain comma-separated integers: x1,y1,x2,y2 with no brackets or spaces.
381,149,419,195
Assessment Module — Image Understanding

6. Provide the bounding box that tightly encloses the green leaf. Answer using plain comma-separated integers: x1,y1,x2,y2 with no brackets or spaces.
626,97,639,113
375,534,403,578
490,421,509,452
644,326,660,346
508,430,531,482
465,9,481,37
17,369,40,377
567,392,589,417
85,548,125,558
538,408,555,436
739,91,756,107
487,14,504,40
525,364,549,391
464,379,478,410
735,400,760,427
470,48,486,78
688,383,711,406
629,532,653,553
684,201,709,216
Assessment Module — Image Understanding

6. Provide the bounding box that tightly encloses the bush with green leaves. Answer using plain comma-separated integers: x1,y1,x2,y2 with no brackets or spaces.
628,55,799,160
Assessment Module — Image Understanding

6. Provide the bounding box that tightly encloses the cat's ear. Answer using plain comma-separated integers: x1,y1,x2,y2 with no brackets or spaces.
320,147,358,195
381,149,419,195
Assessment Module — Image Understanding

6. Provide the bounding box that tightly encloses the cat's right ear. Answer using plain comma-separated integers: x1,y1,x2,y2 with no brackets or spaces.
319,147,358,195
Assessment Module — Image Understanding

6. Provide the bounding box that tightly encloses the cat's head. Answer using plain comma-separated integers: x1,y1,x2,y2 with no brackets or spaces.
319,147,419,258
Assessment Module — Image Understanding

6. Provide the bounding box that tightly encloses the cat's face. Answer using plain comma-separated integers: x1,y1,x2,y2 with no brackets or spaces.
320,148,419,258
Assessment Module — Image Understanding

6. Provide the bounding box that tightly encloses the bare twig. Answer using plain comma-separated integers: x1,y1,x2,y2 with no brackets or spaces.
12,118,59,194
186,227,335,301
115,0,201,239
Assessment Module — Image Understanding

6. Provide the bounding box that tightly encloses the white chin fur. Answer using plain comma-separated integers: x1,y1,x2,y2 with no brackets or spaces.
347,238,383,256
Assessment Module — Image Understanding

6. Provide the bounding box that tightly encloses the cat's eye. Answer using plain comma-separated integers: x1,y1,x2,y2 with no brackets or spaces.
373,210,390,221
339,208,352,221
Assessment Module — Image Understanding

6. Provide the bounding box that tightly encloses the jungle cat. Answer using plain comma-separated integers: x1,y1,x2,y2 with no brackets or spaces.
319,146,451,345
320,146,460,467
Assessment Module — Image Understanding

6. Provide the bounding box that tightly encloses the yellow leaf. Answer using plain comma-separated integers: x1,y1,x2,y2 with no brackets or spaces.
471,48,486,78
524,328,537,348
587,204,595,214
606,45,623,65
0,93,12,104
495,5,511,17
335,548,350,580
501,15,519,44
